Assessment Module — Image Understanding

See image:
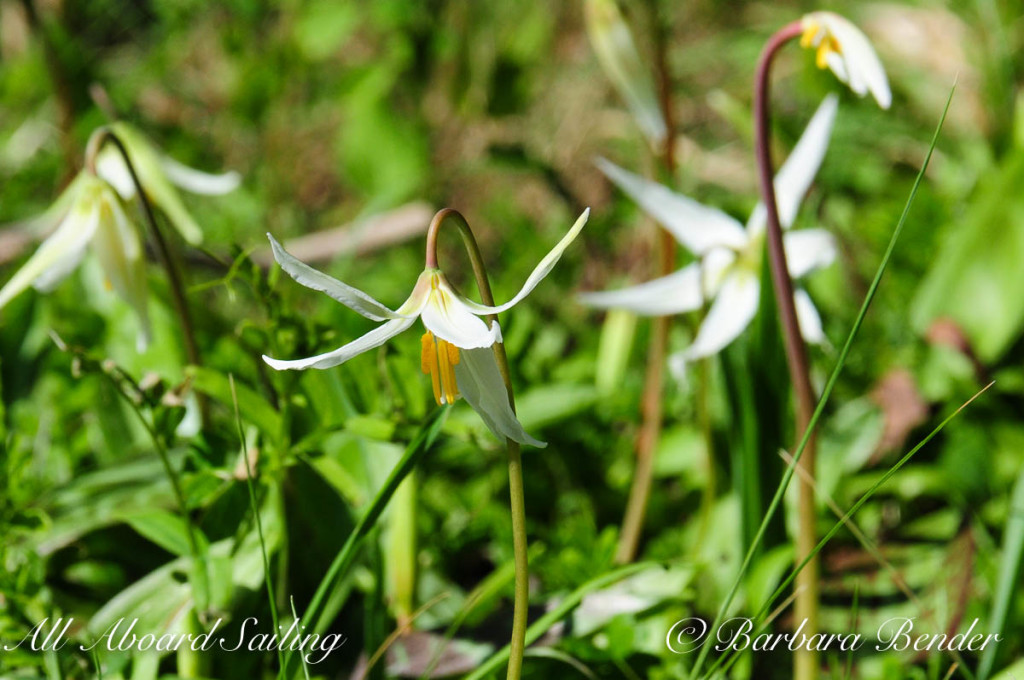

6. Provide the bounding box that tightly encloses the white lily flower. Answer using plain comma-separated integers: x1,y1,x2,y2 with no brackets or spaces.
262,209,590,448
579,95,839,366
0,172,151,350
800,11,891,109
94,122,241,245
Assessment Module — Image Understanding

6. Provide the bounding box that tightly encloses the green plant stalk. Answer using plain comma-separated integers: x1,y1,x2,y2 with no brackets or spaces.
426,208,530,680
229,375,285,679
615,0,678,564
280,406,448,677
752,22,821,680
688,83,954,680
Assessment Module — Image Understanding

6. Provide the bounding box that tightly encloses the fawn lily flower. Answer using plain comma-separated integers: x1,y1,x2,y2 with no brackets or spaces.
94,122,240,245
262,209,590,447
800,12,891,109
0,172,151,350
579,95,839,366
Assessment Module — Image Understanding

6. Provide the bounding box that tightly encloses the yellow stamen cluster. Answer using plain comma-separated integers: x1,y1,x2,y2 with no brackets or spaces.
421,331,461,406
800,20,842,70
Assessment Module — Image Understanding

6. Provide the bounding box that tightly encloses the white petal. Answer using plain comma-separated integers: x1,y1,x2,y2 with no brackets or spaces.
455,347,545,448
747,94,837,236
0,193,100,308
596,158,748,254
268,233,410,321
459,209,590,315
91,187,151,350
577,262,703,316
421,277,502,349
784,228,837,278
95,147,136,199
806,12,891,110
700,247,737,297
262,316,415,371
682,272,759,360
795,288,825,344
160,156,241,195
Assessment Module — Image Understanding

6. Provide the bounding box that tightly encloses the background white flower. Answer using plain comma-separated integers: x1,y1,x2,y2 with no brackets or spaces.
579,95,839,368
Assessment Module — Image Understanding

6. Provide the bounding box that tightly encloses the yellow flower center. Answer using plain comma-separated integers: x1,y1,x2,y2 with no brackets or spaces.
421,331,461,406
800,20,842,70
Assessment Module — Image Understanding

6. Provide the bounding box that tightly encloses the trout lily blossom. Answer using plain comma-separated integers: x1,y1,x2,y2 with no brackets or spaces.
0,172,151,349
800,11,891,109
579,94,839,369
262,209,590,447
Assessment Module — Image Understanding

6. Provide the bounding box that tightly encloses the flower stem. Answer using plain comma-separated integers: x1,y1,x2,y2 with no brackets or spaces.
615,1,677,564
754,21,820,680
425,209,529,680
85,128,203,373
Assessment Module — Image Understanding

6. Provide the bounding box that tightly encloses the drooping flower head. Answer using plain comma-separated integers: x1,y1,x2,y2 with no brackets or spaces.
0,124,239,350
262,209,590,447
800,11,891,109
579,96,839,369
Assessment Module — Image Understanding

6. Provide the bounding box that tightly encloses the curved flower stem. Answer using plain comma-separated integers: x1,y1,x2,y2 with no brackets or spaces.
615,2,678,564
425,209,529,680
85,128,202,373
754,21,820,680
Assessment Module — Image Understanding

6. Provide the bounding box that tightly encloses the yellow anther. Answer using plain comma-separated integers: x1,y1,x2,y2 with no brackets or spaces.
800,20,819,49
420,331,460,405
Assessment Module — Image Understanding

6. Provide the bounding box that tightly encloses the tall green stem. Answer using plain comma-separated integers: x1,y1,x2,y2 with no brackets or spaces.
753,21,819,680
425,209,529,680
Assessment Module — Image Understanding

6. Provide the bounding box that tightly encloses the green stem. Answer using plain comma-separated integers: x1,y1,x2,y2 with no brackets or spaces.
424,208,529,680
752,21,820,680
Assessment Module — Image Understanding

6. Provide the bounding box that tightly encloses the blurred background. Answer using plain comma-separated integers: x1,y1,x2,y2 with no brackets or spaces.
1,0,1023,678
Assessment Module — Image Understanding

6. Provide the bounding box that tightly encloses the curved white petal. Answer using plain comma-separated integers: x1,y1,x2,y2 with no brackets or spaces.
268,233,410,321
794,288,825,344
455,347,546,448
459,209,590,315
682,272,759,360
421,277,501,349
577,262,703,316
784,228,837,279
95,148,136,199
92,188,151,350
747,94,837,237
0,192,101,308
160,156,241,195
803,12,891,110
700,246,737,298
596,158,747,254
262,316,416,371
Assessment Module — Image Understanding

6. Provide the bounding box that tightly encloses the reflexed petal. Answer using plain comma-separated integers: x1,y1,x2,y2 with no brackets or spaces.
784,228,837,278
268,234,411,321
577,263,703,316
682,271,759,360
795,288,825,344
584,0,667,148
455,347,546,448
262,316,416,371
160,156,241,195
747,94,838,236
95,147,136,199
458,209,590,315
92,187,151,350
597,158,748,254
0,190,101,308
422,277,502,349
